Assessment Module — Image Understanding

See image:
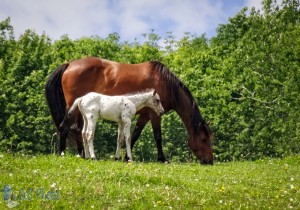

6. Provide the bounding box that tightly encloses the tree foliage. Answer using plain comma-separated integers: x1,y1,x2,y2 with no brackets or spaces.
0,0,299,161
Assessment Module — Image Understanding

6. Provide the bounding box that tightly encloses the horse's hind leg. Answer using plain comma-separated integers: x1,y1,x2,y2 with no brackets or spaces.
59,114,71,155
74,115,84,157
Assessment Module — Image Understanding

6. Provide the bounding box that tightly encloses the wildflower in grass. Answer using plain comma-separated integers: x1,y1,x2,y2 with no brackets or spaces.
217,186,225,193
0,154,4,158
290,185,294,189
290,177,294,182
50,183,57,188
33,169,38,174
9,173,13,177
146,184,150,187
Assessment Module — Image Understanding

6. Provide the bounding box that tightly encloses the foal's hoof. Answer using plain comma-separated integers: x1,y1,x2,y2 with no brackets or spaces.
127,160,133,165
114,157,121,161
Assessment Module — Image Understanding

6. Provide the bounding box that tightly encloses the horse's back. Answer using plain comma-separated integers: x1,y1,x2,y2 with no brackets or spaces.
62,57,158,109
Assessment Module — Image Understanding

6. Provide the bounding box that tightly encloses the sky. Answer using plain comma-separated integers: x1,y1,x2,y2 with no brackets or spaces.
0,0,263,42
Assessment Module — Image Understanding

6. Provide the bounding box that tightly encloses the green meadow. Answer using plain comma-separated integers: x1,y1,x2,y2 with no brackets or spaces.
0,154,299,209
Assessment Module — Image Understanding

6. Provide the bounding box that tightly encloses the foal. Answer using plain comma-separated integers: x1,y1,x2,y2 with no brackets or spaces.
68,89,164,161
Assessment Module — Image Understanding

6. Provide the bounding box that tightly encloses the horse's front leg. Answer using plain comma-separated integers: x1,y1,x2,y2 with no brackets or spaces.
150,113,168,163
115,123,124,160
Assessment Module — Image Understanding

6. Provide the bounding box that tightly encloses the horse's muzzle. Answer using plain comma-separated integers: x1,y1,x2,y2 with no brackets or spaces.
200,159,214,165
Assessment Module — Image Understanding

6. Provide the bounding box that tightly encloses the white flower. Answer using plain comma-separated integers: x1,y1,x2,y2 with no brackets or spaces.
50,183,57,188
290,185,295,189
290,177,294,182
0,154,4,159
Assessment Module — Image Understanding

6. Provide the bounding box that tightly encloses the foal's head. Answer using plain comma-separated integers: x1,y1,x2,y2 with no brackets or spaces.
146,90,164,116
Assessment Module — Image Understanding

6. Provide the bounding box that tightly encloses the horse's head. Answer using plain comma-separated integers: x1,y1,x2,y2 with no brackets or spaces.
148,90,164,116
188,121,213,165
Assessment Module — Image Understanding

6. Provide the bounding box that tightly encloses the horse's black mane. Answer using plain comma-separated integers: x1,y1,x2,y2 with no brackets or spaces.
150,61,208,135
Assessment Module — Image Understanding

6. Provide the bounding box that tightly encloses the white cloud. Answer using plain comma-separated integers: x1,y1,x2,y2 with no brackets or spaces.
0,0,252,41
245,0,263,11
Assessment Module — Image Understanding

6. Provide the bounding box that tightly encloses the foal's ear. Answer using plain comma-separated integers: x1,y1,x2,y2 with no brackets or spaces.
153,89,157,96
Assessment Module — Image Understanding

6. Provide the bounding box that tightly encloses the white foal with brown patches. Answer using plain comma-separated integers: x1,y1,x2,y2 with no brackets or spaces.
68,89,164,161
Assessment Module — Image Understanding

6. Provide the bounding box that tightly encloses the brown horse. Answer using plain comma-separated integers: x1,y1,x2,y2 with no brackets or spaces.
45,57,213,164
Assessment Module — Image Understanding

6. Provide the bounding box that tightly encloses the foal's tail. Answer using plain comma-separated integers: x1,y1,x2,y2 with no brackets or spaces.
67,97,82,119
45,63,69,130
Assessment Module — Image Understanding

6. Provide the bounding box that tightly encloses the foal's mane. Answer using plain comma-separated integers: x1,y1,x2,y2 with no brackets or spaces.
122,88,155,97
150,61,210,135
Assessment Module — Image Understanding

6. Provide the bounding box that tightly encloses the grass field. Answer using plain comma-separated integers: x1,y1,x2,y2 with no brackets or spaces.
0,153,299,209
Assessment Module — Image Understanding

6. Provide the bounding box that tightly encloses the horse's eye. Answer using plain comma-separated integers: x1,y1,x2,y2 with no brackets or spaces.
156,99,160,103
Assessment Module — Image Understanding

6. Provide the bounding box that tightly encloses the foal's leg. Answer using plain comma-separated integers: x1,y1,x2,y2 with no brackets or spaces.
115,123,124,160
82,114,90,159
124,114,150,161
123,119,133,162
86,115,97,160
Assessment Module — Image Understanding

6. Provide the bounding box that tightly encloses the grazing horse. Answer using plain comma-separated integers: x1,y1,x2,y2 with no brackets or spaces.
45,57,213,164
67,89,164,161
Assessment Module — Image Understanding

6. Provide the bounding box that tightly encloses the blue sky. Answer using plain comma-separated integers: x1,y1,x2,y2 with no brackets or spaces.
0,0,263,42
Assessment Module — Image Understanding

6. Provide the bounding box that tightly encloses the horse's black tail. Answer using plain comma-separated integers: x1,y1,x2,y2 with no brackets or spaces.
45,63,69,131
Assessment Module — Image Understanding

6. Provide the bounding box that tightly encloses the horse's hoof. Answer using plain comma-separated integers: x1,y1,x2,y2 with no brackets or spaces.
158,158,169,164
